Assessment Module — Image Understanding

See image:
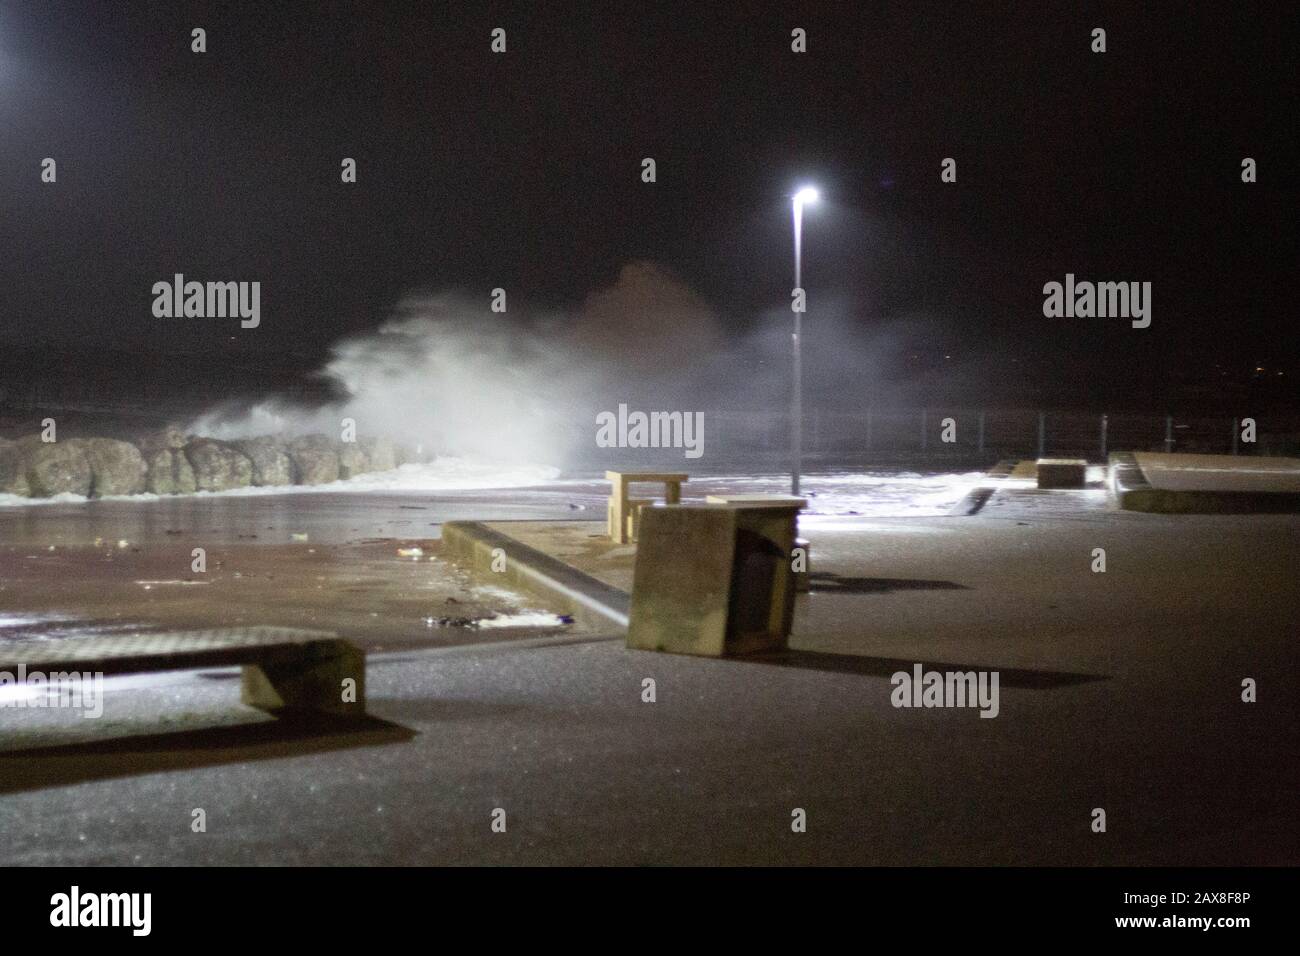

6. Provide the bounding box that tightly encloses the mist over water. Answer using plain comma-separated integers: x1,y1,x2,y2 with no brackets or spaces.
2,260,993,506
190,299,583,465
190,262,726,469
186,259,939,475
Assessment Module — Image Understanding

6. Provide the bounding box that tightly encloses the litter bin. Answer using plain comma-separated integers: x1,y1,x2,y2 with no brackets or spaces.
626,498,806,656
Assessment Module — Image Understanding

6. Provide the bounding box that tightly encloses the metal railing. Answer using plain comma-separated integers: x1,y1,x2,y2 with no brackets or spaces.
705,408,1299,462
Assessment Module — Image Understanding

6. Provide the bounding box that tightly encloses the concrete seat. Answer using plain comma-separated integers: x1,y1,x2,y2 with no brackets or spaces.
704,494,807,508
605,471,688,543
0,627,365,720
706,495,810,592
623,497,653,540
1036,458,1087,489
627,500,805,657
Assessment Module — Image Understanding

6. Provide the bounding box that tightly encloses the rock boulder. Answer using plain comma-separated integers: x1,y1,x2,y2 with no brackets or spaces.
184,438,253,492
395,442,425,467
0,438,30,496
137,423,188,451
73,438,147,497
144,447,198,495
233,436,294,487
18,437,93,497
288,435,340,485
337,442,370,480
359,436,398,473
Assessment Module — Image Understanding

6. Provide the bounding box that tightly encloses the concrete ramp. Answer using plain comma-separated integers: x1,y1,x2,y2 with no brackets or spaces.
1111,452,1300,513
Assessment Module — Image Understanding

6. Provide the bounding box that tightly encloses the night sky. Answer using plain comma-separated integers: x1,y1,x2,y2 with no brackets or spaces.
0,1,1294,410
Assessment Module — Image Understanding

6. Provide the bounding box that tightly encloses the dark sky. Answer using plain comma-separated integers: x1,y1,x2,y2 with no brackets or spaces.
0,1,1294,407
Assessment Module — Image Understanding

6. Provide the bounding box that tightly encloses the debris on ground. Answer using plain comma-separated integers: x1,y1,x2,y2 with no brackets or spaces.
425,615,477,628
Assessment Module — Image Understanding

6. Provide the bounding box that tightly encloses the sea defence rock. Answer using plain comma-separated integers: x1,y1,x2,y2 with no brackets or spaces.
359,436,398,473
184,438,254,492
288,434,340,485
143,424,187,451
143,447,198,495
0,438,30,496
2,428,408,499
16,436,93,497
233,436,294,487
337,442,370,480
395,441,425,466
73,437,148,497
136,425,196,495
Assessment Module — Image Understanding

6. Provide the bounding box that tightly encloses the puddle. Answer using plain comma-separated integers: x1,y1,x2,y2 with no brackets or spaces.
0,616,162,644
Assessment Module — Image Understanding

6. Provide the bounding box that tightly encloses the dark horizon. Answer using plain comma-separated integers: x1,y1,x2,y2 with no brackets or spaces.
1,1,1296,413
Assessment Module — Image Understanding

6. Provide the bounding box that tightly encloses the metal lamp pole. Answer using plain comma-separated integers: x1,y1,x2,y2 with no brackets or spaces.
791,187,818,495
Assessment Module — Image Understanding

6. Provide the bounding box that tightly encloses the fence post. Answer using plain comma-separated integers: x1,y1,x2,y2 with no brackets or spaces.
920,409,928,452
1165,415,1174,453
977,411,985,456
1100,414,1108,459
1037,411,1045,458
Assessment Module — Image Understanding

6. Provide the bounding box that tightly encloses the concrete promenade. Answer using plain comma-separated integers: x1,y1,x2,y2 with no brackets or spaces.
1,472,1296,865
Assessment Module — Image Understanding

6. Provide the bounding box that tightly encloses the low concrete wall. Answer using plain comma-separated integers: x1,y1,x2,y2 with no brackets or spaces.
1109,452,1300,513
949,459,1017,515
441,521,630,632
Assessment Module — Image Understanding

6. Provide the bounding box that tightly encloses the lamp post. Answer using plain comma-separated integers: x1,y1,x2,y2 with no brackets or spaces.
791,186,818,495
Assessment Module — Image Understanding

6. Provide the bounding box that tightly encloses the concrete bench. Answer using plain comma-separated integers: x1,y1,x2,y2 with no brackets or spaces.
1036,458,1087,489
605,471,688,543
0,627,365,718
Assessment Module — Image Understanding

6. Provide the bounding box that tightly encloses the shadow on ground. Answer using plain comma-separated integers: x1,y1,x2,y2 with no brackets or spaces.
807,572,970,594
744,649,1106,687
0,713,413,794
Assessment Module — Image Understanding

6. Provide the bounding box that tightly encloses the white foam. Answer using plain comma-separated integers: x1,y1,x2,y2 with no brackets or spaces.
475,612,570,630
0,491,92,508
684,470,986,517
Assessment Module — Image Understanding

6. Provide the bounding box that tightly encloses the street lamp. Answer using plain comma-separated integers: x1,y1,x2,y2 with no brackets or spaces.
791,186,818,495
